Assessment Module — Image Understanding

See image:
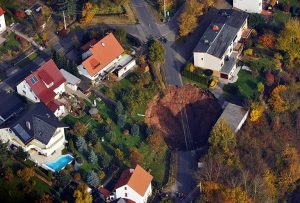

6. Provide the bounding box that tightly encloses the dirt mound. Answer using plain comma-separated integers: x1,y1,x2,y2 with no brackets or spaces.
145,85,221,150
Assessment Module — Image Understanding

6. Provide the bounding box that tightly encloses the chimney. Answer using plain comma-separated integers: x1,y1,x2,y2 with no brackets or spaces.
26,121,31,130
212,25,220,31
204,39,209,44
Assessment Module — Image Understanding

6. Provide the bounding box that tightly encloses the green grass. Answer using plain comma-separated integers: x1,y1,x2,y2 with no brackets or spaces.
224,70,264,99
273,11,291,25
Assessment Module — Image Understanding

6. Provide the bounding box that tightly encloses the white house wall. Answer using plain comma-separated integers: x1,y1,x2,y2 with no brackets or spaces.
17,81,40,103
194,52,222,71
54,83,65,97
233,0,262,13
117,59,137,77
115,185,144,203
0,14,6,34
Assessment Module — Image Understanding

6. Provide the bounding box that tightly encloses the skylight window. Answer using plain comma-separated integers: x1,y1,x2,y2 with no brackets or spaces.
31,76,38,84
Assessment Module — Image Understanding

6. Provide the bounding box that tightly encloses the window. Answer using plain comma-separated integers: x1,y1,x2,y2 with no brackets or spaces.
34,96,38,101
31,76,38,84
125,193,128,197
201,58,204,60
22,90,26,95
124,187,127,190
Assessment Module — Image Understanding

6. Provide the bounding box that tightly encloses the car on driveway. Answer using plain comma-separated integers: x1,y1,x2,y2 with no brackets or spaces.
209,79,218,88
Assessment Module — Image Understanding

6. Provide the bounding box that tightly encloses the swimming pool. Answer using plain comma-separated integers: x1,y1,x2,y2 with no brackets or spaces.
44,154,74,172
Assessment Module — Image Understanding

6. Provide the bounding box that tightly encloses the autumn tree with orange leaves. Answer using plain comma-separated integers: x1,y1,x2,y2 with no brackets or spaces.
258,33,276,48
80,2,95,24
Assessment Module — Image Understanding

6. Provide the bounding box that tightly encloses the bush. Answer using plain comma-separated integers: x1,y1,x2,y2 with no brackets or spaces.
244,48,253,56
131,124,140,136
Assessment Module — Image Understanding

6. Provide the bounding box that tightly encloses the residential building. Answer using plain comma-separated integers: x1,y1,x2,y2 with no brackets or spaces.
0,103,68,164
216,102,249,133
60,69,81,91
77,33,136,80
193,9,249,82
17,59,66,117
233,0,263,13
0,91,24,125
0,7,6,34
109,164,153,203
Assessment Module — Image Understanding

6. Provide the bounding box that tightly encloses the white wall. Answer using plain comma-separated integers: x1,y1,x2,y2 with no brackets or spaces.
233,0,262,13
194,52,222,71
78,55,122,81
54,105,65,118
17,81,40,103
54,83,65,97
0,14,6,34
114,183,152,203
117,59,136,77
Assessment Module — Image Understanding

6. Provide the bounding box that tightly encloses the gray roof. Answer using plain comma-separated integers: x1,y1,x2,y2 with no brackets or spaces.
194,9,248,58
217,102,249,133
220,56,237,74
60,69,81,85
0,91,24,122
0,103,67,145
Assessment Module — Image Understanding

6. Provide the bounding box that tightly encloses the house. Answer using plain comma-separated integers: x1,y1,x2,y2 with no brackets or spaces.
77,33,136,80
233,0,263,13
193,9,249,82
216,102,249,133
0,7,6,34
109,164,153,203
0,91,24,125
60,69,81,91
0,103,68,164
17,59,66,118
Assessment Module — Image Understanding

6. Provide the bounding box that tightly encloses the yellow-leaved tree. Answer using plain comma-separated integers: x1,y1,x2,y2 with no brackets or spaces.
268,85,288,113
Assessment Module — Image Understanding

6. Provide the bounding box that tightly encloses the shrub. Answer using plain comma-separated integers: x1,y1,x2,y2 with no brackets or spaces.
131,124,140,136
265,72,275,85
243,48,253,56
86,170,99,187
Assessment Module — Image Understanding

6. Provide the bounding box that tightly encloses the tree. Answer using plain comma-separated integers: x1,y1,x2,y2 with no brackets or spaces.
277,19,300,65
76,137,88,153
38,193,53,203
149,40,164,64
42,5,51,17
86,170,100,187
114,148,124,161
129,147,144,165
178,0,205,37
258,33,276,48
265,71,275,85
67,0,77,19
268,85,288,113
4,167,14,182
116,101,124,115
147,134,163,147
115,29,127,45
73,183,93,203
73,122,88,137
14,147,29,161
87,130,98,145
250,103,264,122
88,150,98,164
263,169,277,200
55,171,71,188
98,170,105,180
80,2,95,24
209,119,236,154
131,124,140,136
278,145,300,195
117,114,126,128
17,167,35,182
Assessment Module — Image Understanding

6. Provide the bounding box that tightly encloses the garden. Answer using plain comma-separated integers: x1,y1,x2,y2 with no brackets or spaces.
62,70,170,190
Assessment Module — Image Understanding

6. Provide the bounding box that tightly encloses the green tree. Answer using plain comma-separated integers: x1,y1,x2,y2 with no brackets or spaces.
117,114,126,128
115,29,127,45
131,124,140,136
209,119,236,154
116,101,124,115
149,40,164,64
14,147,29,161
277,19,300,65
86,170,99,187
76,137,88,153
88,150,98,164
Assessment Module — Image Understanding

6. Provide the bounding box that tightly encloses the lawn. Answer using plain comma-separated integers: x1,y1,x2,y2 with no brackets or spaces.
224,70,264,99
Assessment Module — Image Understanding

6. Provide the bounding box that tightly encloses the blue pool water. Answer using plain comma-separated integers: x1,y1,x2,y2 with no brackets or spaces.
45,154,74,172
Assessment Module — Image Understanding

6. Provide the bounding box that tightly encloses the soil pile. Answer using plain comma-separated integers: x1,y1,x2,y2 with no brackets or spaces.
145,85,221,150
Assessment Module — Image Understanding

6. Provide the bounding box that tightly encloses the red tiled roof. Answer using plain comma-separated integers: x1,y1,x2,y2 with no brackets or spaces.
24,59,66,105
80,39,97,52
82,33,124,77
114,165,153,197
47,100,63,112
0,7,5,16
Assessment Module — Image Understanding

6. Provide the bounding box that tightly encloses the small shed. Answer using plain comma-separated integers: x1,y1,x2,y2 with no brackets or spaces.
216,102,249,133
60,69,81,91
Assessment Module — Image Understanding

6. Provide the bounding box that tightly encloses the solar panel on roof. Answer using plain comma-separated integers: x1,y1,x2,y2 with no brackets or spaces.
31,76,39,84
13,124,31,142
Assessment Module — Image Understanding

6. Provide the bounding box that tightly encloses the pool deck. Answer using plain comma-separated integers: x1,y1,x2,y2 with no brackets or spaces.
29,145,64,165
